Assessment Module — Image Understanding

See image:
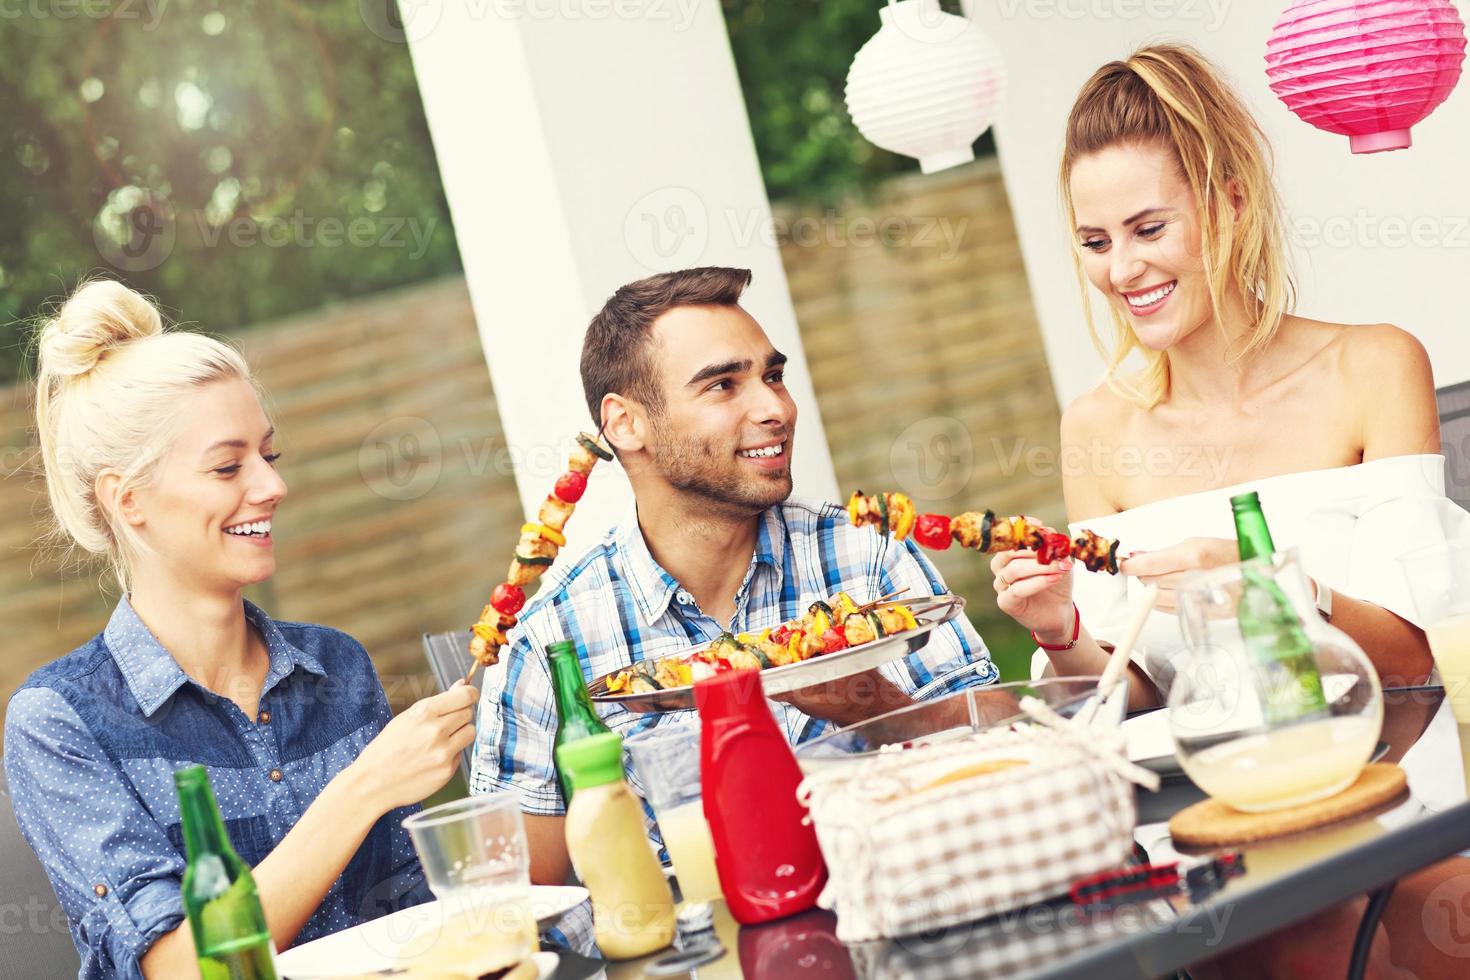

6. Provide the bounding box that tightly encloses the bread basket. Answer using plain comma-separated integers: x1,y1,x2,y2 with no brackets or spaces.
797,700,1158,942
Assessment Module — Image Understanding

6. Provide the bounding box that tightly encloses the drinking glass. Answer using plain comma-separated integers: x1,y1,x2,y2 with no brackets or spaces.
1397,536,1470,794
1170,549,1383,812
625,722,724,905
401,792,536,959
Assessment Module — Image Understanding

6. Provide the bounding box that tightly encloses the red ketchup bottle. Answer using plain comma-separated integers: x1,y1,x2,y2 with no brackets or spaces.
695,668,827,925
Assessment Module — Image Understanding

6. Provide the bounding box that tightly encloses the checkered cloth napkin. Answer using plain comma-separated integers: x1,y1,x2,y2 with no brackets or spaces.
798,714,1154,943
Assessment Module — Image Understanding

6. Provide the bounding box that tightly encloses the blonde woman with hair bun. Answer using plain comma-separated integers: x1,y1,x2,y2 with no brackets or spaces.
5,280,480,978
986,45,1470,979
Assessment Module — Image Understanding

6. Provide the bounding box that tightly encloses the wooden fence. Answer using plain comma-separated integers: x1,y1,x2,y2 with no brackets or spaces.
0,159,1063,723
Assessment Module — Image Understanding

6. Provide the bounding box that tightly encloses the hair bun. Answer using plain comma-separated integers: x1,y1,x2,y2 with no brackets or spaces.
39,279,163,380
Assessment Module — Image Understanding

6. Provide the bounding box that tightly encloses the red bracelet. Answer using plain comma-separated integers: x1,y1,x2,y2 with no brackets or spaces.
1033,604,1081,652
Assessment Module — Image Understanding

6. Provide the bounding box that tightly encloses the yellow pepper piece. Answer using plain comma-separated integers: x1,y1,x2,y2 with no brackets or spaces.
892,494,916,540
788,630,807,661
847,491,863,526
520,522,567,548
472,622,507,646
809,609,831,638
896,605,918,631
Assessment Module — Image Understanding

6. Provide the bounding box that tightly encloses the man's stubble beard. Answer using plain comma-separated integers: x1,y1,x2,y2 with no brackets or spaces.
649,421,792,517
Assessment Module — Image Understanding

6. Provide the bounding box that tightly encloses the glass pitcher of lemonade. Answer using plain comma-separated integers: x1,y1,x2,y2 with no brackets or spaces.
1168,549,1383,812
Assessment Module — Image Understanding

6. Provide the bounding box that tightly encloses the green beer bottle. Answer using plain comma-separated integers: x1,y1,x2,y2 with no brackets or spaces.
174,766,279,980
549,640,612,804
1231,491,1276,562
1229,492,1328,723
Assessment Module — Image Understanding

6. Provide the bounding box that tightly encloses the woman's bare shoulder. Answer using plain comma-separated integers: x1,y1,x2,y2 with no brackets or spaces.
1060,382,1137,521
1300,317,1431,381
1344,322,1432,375
1061,380,1135,447
1303,317,1438,456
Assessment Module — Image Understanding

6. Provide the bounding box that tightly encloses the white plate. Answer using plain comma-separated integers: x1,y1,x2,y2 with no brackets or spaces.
1123,706,1174,763
276,885,586,977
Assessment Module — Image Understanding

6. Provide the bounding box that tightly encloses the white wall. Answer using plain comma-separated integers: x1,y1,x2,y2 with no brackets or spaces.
966,0,1470,409
402,2,838,559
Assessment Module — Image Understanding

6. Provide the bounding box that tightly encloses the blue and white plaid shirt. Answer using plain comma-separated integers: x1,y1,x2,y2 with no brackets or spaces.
472,496,996,805
471,497,996,949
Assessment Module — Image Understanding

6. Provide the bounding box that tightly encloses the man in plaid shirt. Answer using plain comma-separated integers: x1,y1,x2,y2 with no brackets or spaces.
472,266,997,949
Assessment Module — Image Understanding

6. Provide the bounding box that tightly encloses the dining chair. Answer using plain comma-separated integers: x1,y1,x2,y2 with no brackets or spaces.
1438,380,1470,514
0,760,82,976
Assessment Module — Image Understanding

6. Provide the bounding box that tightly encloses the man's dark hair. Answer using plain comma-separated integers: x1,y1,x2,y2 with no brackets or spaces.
580,266,753,427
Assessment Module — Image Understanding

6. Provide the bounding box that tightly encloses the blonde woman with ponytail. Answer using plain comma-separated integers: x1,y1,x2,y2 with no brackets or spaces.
989,45,1469,979
5,280,479,979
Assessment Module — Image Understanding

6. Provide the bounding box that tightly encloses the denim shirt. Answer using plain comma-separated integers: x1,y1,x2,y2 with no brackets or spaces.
3,598,429,979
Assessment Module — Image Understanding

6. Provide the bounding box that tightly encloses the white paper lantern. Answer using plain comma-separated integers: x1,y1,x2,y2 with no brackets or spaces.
845,0,1008,174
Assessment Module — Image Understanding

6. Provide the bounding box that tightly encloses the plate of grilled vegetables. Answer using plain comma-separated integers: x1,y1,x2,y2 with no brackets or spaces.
587,591,965,713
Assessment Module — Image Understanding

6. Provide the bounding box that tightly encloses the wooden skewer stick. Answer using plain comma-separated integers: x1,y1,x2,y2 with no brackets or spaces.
1076,583,1158,727
854,587,912,613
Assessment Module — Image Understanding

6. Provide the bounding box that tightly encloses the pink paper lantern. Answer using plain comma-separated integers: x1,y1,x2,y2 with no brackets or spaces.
1266,0,1466,153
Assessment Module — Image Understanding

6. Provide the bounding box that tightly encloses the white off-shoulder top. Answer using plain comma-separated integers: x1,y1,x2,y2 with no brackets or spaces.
1038,453,1467,812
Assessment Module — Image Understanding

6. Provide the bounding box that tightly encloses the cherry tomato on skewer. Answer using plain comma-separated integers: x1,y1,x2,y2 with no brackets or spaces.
1035,531,1074,565
913,513,953,550
820,626,849,654
490,582,526,616
554,470,588,503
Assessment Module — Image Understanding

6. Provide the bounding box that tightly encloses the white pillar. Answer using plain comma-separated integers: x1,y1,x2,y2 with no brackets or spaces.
399,0,839,558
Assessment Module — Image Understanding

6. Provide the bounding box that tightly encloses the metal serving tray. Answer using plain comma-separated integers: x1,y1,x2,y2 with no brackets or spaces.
586,594,966,714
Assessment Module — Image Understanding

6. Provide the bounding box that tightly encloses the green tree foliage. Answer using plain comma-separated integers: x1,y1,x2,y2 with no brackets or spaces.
0,0,994,384
0,0,461,383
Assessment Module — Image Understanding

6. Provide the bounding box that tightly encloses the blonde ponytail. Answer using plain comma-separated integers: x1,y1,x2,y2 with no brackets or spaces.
33,279,253,590
1060,43,1296,408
